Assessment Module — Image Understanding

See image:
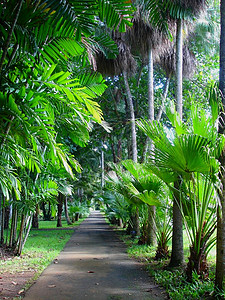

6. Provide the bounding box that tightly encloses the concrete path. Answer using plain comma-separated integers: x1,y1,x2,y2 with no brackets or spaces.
23,211,166,300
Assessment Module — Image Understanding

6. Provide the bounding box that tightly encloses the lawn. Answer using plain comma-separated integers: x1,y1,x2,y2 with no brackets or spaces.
0,218,85,275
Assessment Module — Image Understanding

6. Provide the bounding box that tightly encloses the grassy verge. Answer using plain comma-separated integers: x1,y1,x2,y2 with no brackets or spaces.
118,232,224,300
0,218,85,276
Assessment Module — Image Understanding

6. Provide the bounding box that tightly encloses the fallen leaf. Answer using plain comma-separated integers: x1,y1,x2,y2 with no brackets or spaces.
48,285,56,288
18,289,24,295
11,281,17,286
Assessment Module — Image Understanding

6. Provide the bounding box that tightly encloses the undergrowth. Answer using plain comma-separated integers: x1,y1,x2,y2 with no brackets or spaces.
118,232,225,300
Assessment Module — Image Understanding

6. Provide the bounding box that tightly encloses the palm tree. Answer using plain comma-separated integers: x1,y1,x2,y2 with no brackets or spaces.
137,109,221,278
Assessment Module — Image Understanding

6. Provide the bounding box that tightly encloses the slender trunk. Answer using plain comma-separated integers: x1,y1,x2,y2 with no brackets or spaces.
75,213,79,222
32,205,39,228
176,19,183,119
57,193,63,227
22,214,32,251
101,141,105,188
147,47,157,245
169,181,184,266
4,206,10,230
9,206,17,248
215,0,225,291
146,205,157,246
123,70,140,235
64,197,72,225
16,213,25,256
133,207,140,236
156,75,171,122
123,70,138,163
0,0,23,73
148,47,154,122
111,143,117,163
169,19,184,267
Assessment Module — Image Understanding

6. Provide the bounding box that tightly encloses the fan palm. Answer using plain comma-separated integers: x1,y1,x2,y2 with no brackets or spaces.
137,98,223,278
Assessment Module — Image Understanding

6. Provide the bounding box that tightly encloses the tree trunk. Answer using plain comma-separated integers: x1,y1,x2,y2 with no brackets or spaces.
9,206,17,248
32,205,39,229
123,70,140,236
131,207,140,236
123,70,138,163
4,206,10,230
16,213,25,256
169,19,184,267
57,193,63,227
146,47,157,245
75,213,79,222
156,75,171,122
216,1,225,290
176,19,183,118
101,141,105,188
41,202,51,221
22,215,33,252
169,181,184,267
146,205,156,246
64,197,72,225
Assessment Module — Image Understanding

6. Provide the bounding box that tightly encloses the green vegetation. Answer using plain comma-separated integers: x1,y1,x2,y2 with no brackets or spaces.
0,218,86,275
120,233,224,299
1,0,225,298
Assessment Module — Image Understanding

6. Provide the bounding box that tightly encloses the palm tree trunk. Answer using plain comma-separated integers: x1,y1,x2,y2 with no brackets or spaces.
170,180,184,267
169,19,184,267
101,141,105,188
57,193,63,227
123,70,140,236
9,206,17,248
148,47,154,122
147,47,156,245
123,70,138,163
216,0,225,290
176,19,183,118
16,213,25,256
156,75,171,122
32,205,39,228
22,214,33,251
64,197,72,225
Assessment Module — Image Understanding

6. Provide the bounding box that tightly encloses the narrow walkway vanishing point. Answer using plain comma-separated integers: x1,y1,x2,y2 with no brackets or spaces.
23,212,167,300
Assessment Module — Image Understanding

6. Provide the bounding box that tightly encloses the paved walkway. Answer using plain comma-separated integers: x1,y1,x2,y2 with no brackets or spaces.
23,212,166,300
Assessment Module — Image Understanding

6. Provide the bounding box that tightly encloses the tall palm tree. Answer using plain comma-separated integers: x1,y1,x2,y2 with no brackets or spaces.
147,0,207,266
137,101,222,278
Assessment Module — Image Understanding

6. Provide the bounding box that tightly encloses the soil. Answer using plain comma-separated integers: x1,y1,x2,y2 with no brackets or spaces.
0,212,168,300
0,271,35,300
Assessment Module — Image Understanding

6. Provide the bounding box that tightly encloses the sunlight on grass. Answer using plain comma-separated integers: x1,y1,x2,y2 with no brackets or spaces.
0,218,86,275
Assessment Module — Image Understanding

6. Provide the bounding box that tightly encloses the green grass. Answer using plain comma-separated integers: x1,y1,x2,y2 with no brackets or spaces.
0,218,86,275
38,218,84,229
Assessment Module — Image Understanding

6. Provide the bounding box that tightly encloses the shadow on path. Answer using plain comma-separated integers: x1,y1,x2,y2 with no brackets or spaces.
23,211,167,300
